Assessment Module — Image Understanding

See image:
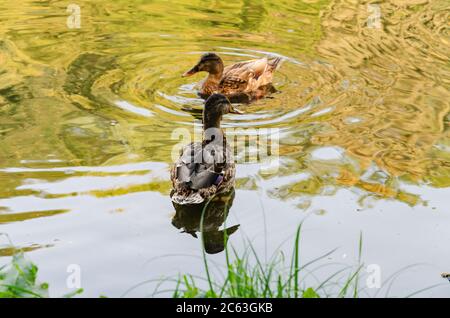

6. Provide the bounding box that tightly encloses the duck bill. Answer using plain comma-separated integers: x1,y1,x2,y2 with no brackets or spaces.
229,105,243,114
182,64,199,77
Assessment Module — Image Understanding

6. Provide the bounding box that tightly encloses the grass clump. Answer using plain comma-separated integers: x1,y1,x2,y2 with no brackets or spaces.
166,224,365,298
164,223,445,298
0,234,83,298
0,251,50,298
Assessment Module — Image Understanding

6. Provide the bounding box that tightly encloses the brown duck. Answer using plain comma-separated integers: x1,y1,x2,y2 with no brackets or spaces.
170,94,241,205
182,53,282,102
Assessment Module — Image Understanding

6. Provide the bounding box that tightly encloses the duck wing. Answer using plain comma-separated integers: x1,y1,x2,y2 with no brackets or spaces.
220,57,282,94
174,142,220,188
171,142,234,204
224,58,268,77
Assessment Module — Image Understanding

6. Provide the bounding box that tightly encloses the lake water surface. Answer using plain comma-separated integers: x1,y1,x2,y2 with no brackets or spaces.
0,0,449,297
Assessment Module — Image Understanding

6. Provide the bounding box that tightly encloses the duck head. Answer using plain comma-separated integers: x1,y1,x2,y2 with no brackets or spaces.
182,53,224,77
203,94,242,130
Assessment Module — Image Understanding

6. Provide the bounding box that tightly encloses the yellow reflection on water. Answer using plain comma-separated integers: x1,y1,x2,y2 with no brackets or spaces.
0,0,449,226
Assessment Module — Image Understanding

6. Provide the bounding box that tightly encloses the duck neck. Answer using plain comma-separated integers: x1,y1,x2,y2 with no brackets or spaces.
204,60,224,88
203,130,226,146
203,121,225,145
204,120,221,132
206,71,223,82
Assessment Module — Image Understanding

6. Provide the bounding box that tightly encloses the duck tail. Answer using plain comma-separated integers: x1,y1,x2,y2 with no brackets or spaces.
171,191,205,205
268,57,283,71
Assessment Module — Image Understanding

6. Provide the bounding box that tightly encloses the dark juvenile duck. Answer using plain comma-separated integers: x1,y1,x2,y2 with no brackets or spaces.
170,94,240,205
182,53,282,102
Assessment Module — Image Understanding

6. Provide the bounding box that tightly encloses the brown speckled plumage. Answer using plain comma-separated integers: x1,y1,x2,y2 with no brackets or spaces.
183,53,282,102
170,94,238,205
170,143,235,204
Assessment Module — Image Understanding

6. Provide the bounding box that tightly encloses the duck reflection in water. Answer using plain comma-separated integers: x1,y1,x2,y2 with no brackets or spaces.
171,189,239,254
